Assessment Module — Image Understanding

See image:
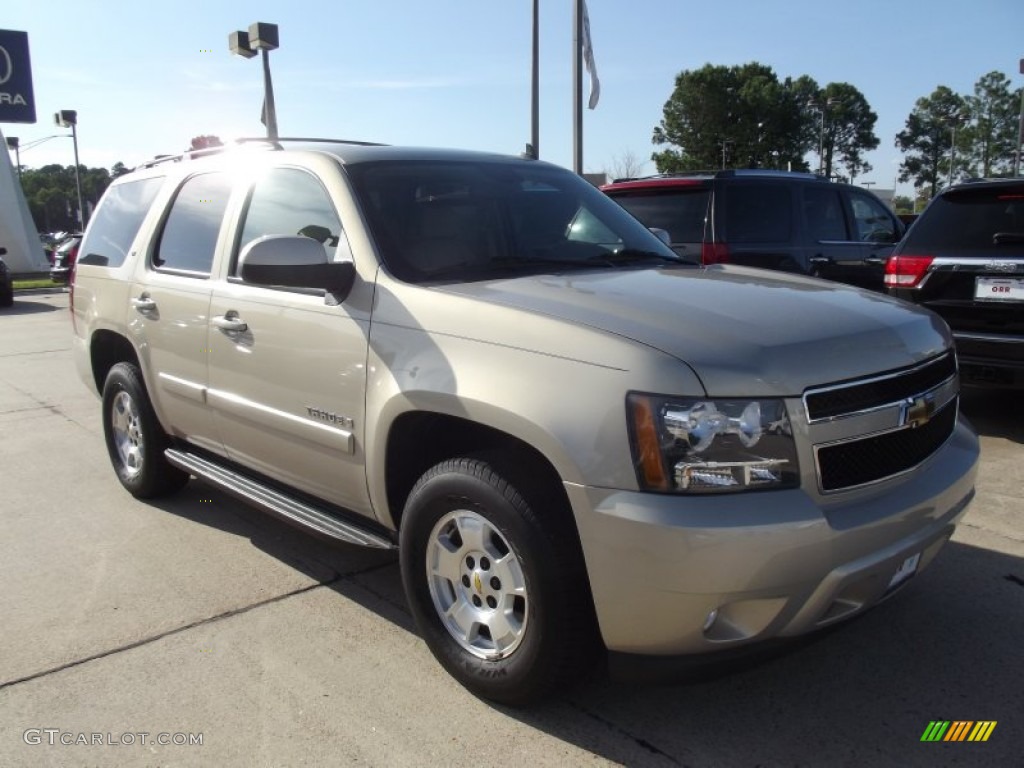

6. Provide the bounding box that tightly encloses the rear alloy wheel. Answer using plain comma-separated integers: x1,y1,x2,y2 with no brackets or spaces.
400,457,597,705
102,362,188,498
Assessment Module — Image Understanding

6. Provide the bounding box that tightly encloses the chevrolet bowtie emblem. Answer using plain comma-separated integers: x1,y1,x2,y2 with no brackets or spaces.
901,394,936,428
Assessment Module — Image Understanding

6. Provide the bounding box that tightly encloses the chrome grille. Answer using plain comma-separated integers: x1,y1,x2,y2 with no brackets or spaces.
804,353,957,422
816,401,957,492
805,352,959,493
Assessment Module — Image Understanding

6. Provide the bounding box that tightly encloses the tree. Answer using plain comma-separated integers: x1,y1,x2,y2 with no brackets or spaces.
892,195,914,214
18,163,114,232
111,161,131,178
895,86,969,199
651,62,814,173
965,71,1021,177
605,149,646,180
189,135,223,151
813,82,879,182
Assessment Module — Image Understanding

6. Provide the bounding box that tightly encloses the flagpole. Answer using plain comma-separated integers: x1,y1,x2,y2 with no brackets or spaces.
531,0,539,159
572,0,582,174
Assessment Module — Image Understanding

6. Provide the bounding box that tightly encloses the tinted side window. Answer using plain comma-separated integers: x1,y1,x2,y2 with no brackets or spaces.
849,190,898,243
79,176,164,267
802,186,847,241
235,167,348,276
724,183,792,243
153,173,232,275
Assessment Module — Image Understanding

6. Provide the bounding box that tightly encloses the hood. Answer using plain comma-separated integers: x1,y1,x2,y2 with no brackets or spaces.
434,265,952,396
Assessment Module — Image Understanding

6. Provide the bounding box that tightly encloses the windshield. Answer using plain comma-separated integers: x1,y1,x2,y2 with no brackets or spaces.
346,159,686,282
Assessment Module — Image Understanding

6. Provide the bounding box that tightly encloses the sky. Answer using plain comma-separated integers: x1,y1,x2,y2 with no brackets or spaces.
3,0,1023,198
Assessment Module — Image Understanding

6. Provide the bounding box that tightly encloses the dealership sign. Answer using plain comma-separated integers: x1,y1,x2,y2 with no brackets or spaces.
0,29,36,123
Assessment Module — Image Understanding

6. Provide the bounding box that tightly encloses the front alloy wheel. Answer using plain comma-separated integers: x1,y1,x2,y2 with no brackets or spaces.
426,508,529,660
400,457,598,705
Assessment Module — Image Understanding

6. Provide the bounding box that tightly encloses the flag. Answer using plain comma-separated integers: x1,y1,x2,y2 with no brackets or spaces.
581,0,600,109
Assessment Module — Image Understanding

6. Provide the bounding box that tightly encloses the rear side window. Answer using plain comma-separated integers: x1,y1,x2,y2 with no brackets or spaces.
153,173,232,275
724,183,792,243
802,186,847,241
906,187,1024,253
611,189,710,243
78,176,164,268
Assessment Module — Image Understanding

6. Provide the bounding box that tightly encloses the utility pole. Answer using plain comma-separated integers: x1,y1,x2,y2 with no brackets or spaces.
530,0,539,159
572,0,582,173
1015,57,1024,177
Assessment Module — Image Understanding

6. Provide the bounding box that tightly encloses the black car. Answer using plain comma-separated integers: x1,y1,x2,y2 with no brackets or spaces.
50,235,82,285
0,248,13,307
886,178,1024,388
602,170,904,290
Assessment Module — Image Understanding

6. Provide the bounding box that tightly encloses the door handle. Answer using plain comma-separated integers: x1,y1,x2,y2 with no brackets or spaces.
863,256,885,266
131,296,156,312
212,314,248,333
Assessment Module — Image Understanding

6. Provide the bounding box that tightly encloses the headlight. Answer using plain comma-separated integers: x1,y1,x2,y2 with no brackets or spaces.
626,393,799,493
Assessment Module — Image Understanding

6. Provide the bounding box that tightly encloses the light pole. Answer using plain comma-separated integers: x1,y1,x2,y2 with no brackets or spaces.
54,110,86,230
808,97,839,176
5,137,21,182
719,140,732,170
229,22,280,141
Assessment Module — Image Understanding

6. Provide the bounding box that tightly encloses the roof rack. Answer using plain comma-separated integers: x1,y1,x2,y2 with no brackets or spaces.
135,136,386,170
610,168,824,184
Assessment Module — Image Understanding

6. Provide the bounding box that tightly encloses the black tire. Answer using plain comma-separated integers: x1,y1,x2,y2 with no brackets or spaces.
0,288,12,308
399,457,598,705
101,362,188,498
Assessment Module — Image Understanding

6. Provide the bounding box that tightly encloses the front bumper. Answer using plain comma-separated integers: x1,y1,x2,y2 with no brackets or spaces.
566,420,978,656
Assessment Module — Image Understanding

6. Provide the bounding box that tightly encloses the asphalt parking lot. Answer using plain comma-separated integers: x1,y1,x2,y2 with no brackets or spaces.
1,290,1021,767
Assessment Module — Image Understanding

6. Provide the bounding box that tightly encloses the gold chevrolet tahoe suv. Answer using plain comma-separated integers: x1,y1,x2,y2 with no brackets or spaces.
71,139,979,704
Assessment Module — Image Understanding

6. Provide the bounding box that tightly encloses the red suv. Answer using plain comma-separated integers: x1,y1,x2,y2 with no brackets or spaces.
602,170,904,290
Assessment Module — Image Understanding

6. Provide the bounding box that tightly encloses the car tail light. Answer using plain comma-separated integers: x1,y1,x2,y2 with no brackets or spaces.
884,254,934,288
701,242,729,265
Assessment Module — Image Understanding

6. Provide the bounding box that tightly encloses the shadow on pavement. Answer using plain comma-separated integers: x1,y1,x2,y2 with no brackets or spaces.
960,387,1023,443
151,477,1022,766
1,296,63,315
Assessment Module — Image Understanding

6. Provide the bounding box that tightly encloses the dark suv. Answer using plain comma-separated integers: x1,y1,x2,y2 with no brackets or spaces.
602,170,904,290
0,248,13,308
885,178,1024,388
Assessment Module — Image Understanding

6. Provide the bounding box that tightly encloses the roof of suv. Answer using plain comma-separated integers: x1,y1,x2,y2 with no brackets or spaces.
601,169,826,192
132,137,538,175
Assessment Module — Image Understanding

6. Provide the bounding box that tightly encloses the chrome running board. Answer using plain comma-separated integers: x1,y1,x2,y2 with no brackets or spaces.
165,448,396,550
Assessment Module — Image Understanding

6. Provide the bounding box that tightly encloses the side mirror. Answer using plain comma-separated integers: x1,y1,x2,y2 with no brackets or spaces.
648,227,672,247
239,235,355,302
0,247,7,256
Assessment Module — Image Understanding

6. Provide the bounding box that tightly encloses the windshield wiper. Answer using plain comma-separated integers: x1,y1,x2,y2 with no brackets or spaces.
421,256,596,280
993,231,1024,245
592,248,689,264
